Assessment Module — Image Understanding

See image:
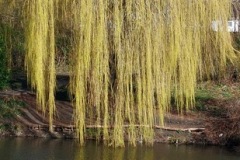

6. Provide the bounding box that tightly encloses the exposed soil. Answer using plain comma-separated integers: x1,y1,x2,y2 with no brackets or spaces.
0,90,207,145
1,74,240,147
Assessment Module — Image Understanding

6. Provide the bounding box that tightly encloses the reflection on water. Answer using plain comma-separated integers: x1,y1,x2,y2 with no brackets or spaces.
0,138,239,160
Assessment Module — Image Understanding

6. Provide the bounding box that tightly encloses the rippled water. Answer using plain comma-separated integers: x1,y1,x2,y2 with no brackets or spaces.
0,138,239,160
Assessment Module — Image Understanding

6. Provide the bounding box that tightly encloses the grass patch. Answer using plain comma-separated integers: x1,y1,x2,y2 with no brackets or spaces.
0,99,25,119
195,89,213,101
195,88,213,111
194,81,240,111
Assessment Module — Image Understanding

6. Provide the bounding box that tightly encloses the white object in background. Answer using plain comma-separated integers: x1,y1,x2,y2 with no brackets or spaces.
227,20,239,32
211,20,239,32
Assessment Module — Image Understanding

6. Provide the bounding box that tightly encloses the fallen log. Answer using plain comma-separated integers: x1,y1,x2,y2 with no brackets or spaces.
154,126,205,132
16,119,206,133
85,125,205,132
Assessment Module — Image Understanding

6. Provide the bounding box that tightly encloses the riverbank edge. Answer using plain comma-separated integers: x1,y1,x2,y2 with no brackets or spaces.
0,124,206,145
1,85,240,147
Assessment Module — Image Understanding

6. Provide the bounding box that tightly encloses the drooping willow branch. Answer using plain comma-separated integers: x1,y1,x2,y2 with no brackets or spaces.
1,0,238,147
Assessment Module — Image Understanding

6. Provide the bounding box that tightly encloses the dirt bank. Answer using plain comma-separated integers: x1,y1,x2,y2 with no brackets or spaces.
0,81,240,147
0,90,206,145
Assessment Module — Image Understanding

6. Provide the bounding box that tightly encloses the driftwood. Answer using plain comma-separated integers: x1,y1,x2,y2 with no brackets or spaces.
154,126,205,132
16,116,205,133
85,125,205,133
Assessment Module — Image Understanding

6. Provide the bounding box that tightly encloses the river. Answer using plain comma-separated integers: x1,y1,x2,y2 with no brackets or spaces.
0,138,239,160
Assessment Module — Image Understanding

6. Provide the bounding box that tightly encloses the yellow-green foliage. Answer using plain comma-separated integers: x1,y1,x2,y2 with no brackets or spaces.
24,0,56,131
3,0,238,147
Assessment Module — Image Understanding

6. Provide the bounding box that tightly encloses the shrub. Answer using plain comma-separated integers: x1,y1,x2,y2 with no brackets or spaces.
0,27,9,89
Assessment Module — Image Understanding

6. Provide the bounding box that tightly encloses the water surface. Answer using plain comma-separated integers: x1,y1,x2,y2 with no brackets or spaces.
0,138,239,160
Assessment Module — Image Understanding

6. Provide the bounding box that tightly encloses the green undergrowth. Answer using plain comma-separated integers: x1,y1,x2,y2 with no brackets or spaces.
0,99,25,119
194,81,240,112
0,26,9,90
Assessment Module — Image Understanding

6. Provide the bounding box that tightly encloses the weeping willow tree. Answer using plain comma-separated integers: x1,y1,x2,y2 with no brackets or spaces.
24,0,56,131
0,0,238,147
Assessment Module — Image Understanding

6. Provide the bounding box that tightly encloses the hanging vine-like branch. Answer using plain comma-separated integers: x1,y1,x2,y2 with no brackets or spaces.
0,0,238,147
